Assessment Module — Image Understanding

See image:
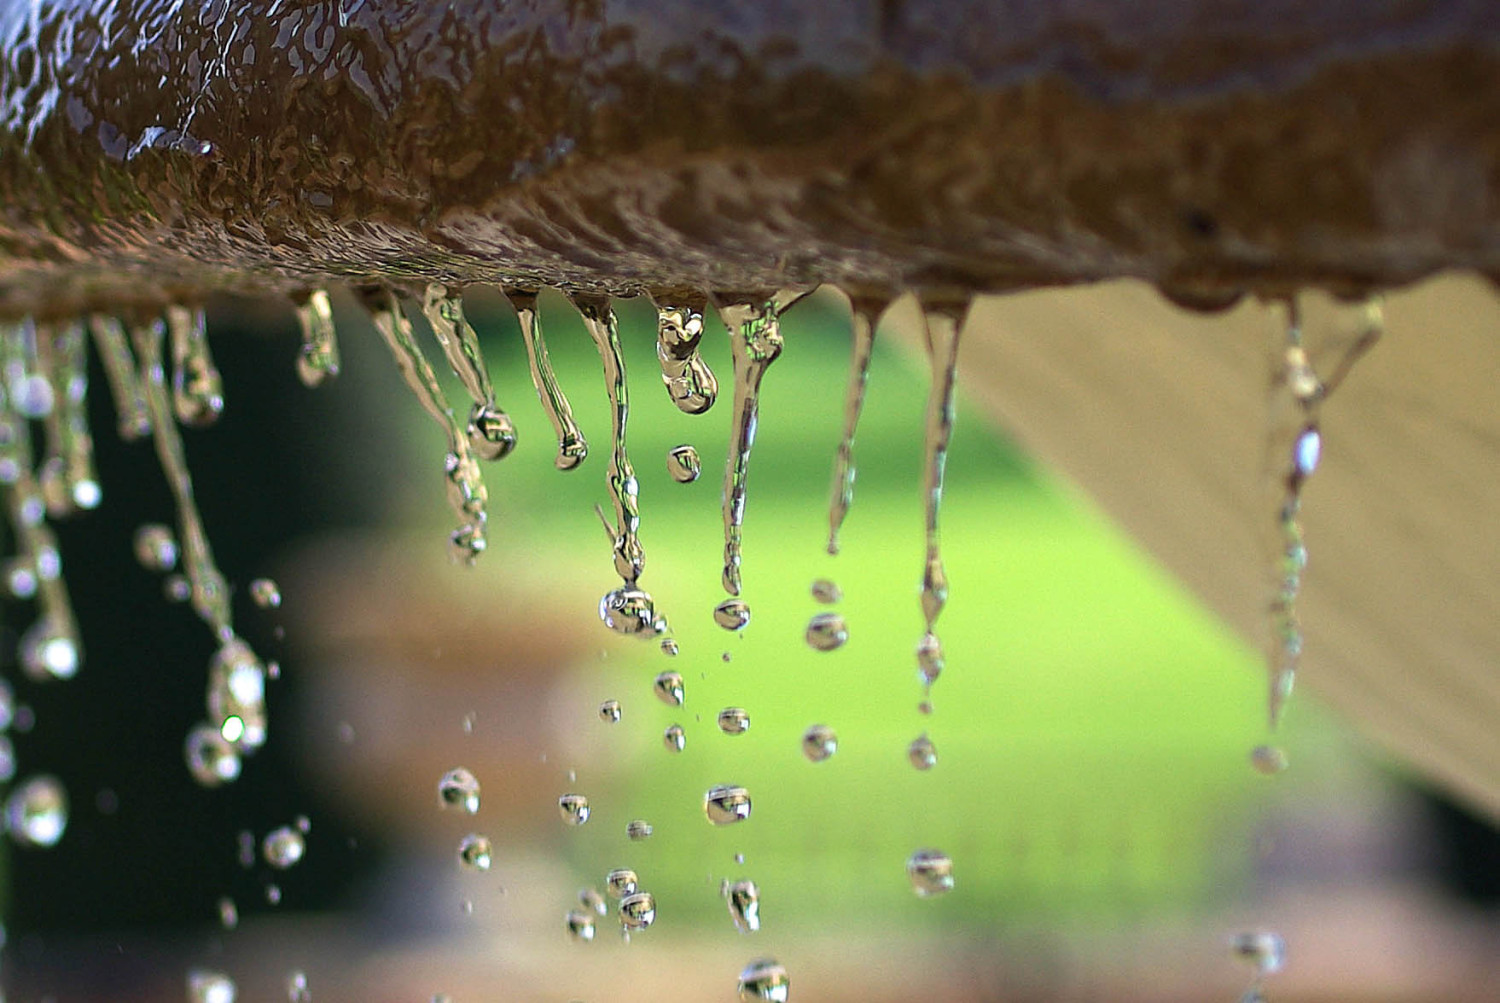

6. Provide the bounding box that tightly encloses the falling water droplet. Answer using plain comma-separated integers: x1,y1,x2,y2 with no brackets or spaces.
619,890,657,931
1250,745,1289,775
907,733,937,771
88,315,152,439
606,868,639,898
249,577,282,609
506,289,587,469
218,896,238,930
626,819,654,841
660,637,679,656
188,969,237,1003
207,639,267,749
914,302,966,698
19,617,80,681
915,632,944,687
579,887,608,915
293,289,340,387
653,670,685,706
558,793,591,825
598,699,622,723
804,612,848,652
166,305,224,427
724,878,761,933
185,723,242,787
666,444,701,483
717,707,750,735
827,296,884,554
438,768,481,814
810,579,841,604
458,833,493,871
906,848,954,897
266,883,283,905
134,524,179,572
663,724,687,753
5,775,68,847
713,598,751,631
419,284,518,463
737,958,790,1002
566,908,596,942
165,574,191,602
1230,931,1287,977
704,784,752,825
287,970,311,1002
599,585,660,637
801,724,838,763
262,825,307,869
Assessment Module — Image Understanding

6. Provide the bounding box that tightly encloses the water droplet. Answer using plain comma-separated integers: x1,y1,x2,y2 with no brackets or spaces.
237,830,256,867
619,890,656,931
579,887,608,915
626,819,654,841
1230,931,1287,977
467,403,518,461
663,724,687,753
653,671,685,707
666,444,701,483
165,574,191,602
438,767,481,814
293,289,341,387
419,285,517,463
262,825,307,869
5,775,68,847
915,632,944,686
166,305,224,427
704,784,752,825
810,579,841,604
207,639,267,749
907,734,937,771
249,578,281,609
724,878,760,933
714,598,751,632
717,707,750,735
458,833,493,871
265,883,282,905
558,793,591,825
3,557,37,599
88,315,152,439
913,304,965,699
660,637,679,656
826,297,884,555
218,896,238,930
804,612,847,652
722,651,733,663
598,699,622,723
0,679,12,730
188,969,237,1003
287,970,311,1002
599,585,660,636
295,814,312,833
1292,426,1321,478
737,958,790,1002
506,289,587,469
185,722,242,787
801,724,838,763
606,868,638,898
19,617,79,680
906,848,954,897
654,300,719,414
566,908,596,942
1250,744,1289,775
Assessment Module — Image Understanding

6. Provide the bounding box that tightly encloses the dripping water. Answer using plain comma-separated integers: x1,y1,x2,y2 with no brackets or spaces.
653,297,719,414
827,296,885,554
506,289,587,470
293,289,341,388
166,305,225,427
419,284,517,461
88,315,152,440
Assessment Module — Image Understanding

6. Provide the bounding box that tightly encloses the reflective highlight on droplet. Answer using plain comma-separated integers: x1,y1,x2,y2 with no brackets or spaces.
714,598,751,632
438,767,481,814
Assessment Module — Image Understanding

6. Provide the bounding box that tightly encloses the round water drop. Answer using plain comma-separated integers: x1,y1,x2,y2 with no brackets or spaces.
249,577,282,609
653,670,685,706
666,444,701,483
717,707,750,735
185,723,242,787
262,825,306,869
566,908,596,942
19,618,79,681
801,724,837,763
579,887,608,915
737,958,790,1002
438,767,481,814
713,598,751,632
663,724,687,753
4,558,37,599
1230,931,1287,977
598,699,622,723
915,632,944,686
188,969,237,1003
810,579,841,604
467,403,518,461
1250,744,1289,775
704,784,752,825
724,878,760,933
266,883,283,905
907,733,937,771
600,586,660,637
458,833,493,871
804,612,848,652
1293,426,1321,478
906,848,954,897
218,896,238,930
287,971,311,1002
626,819,654,841
558,793,591,825
164,574,191,602
660,637,679,656
606,868,639,898
6,775,68,847
619,890,656,931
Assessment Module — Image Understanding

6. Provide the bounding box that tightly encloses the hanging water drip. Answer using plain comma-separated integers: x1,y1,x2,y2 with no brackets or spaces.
827,295,886,555
292,288,341,388
653,296,719,414
505,289,587,470
166,305,225,427
419,284,517,462
33,320,100,515
88,315,153,440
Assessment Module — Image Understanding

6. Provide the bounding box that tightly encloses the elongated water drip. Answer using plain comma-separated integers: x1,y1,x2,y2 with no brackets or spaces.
88,315,152,440
915,301,968,695
293,289,341,388
166,305,225,428
40,321,100,515
506,290,587,471
361,288,488,562
826,296,885,555
420,285,517,462
653,297,718,414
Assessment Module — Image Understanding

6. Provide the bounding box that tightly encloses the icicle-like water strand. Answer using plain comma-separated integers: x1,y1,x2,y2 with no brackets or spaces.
826,296,885,555
653,296,718,414
1263,296,1383,730
293,289,340,388
33,321,100,516
361,288,488,562
715,290,806,598
166,305,224,427
506,289,587,470
914,301,968,697
420,285,517,461
88,315,152,440
0,320,82,681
